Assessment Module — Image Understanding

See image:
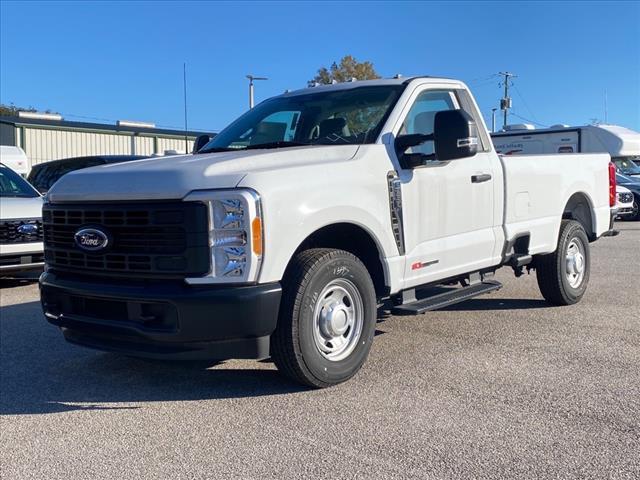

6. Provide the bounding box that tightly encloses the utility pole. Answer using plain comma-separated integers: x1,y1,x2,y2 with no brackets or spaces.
183,63,188,154
498,71,516,129
246,74,268,109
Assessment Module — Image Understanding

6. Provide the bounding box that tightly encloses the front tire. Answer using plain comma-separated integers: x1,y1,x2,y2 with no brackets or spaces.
271,248,377,388
535,220,590,306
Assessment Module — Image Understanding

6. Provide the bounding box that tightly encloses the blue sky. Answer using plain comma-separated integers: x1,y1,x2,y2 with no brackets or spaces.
1,1,638,133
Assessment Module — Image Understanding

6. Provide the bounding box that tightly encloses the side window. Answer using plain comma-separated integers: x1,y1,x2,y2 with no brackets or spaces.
455,89,490,152
400,90,458,155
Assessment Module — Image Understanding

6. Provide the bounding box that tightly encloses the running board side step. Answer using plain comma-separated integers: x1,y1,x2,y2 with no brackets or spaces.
391,280,503,315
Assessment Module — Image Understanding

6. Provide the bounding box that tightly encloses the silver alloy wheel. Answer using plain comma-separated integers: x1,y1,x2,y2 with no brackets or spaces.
565,238,586,288
312,278,364,361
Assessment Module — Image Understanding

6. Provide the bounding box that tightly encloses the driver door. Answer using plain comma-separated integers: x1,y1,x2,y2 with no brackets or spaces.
394,87,499,287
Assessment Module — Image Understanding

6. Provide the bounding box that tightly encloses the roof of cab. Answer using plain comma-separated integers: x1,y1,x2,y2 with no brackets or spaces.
279,76,460,98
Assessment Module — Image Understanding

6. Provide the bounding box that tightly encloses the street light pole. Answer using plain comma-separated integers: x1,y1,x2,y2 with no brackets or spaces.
491,108,497,133
246,74,268,109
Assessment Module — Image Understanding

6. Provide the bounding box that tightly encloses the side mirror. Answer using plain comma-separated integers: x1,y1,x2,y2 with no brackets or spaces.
394,133,434,169
433,109,478,161
395,133,433,154
193,134,211,153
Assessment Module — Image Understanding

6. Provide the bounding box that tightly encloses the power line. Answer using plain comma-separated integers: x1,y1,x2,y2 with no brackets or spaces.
509,111,549,128
512,83,540,124
467,73,499,85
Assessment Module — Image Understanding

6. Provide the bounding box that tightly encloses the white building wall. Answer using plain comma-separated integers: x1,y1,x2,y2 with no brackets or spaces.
24,128,132,165
157,137,194,154
16,126,200,168
134,136,155,156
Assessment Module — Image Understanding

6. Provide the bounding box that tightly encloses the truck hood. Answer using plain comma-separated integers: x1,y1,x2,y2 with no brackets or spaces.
0,196,43,220
47,145,359,203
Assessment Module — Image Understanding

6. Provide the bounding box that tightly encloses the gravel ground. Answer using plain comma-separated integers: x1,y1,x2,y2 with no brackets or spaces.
1,222,639,479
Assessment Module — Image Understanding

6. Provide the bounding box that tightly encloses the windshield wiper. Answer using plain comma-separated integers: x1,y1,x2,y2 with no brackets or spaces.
243,141,310,150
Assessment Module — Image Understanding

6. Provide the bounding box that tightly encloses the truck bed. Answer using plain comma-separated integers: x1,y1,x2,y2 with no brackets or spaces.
499,153,611,255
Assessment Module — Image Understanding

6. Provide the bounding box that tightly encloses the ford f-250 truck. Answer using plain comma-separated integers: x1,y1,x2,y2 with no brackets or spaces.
40,77,616,387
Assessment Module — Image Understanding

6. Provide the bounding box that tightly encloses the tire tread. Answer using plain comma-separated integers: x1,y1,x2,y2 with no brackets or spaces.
536,219,589,306
271,248,370,388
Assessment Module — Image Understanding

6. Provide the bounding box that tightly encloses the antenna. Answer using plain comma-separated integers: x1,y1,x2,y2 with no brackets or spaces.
604,89,608,124
183,62,188,154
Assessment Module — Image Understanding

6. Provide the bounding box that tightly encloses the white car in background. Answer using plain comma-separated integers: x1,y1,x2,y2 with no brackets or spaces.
0,163,44,275
615,185,635,219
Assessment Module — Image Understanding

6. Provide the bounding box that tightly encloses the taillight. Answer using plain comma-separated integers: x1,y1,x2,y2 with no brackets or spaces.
609,162,617,207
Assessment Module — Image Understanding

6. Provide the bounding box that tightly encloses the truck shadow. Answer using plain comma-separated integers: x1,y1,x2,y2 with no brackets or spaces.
0,277,40,289
0,301,307,416
442,297,549,311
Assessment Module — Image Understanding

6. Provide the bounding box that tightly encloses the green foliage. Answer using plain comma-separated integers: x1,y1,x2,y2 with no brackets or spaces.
310,55,380,85
309,56,382,136
0,103,58,117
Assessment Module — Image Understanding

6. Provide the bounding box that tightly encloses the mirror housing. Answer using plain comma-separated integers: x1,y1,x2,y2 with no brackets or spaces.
394,133,433,154
193,134,211,153
394,133,434,169
433,109,478,161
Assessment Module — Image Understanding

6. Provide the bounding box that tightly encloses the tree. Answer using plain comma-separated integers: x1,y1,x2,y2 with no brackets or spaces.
0,103,58,117
310,55,380,85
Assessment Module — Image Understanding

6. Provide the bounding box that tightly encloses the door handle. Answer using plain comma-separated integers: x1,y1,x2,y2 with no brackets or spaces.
471,173,492,183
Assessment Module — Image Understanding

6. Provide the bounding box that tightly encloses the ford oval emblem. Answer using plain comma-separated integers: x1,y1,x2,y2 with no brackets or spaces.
74,228,109,252
17,224,39,235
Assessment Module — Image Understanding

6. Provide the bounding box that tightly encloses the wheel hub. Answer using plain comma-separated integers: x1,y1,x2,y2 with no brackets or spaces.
565,239,586,288
320,302,350,337
312,278,364,362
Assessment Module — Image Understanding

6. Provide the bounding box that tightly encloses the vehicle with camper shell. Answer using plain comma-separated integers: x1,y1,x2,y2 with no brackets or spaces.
492,123,640,220
41,76,616,387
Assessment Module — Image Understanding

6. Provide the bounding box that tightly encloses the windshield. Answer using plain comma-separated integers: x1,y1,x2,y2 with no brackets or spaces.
0,165,39,198
613,156,640,175
200,85,404,152
617,173,640,184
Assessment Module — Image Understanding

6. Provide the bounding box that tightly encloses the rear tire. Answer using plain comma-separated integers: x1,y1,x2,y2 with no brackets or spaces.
535,220,590,306
271,248,377,388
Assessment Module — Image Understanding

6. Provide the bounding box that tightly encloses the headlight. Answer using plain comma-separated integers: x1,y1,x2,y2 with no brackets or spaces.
183,189,263,284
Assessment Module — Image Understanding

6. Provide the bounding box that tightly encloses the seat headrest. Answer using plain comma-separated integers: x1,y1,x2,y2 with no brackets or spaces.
250,121,287,145
319,118,347,137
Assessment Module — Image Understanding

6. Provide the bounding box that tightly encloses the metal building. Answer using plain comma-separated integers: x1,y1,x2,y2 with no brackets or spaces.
0,113,213,169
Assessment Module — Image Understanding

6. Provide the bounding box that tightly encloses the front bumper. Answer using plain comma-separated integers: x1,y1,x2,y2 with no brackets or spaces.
40,271,282,360
616,206,635,217
0,250,44,274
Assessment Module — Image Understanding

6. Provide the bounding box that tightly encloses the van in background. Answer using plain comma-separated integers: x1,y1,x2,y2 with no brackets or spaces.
0,146,30,177
491,124,640,177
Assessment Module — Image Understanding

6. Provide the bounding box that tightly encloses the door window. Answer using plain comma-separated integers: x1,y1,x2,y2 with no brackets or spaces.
400,90,458,155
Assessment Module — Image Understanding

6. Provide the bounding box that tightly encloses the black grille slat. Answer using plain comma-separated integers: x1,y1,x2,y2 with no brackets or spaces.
0,218,44,244
43,202,210,279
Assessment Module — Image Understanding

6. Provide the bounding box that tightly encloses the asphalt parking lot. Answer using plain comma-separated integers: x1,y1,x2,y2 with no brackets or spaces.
1,222,639,480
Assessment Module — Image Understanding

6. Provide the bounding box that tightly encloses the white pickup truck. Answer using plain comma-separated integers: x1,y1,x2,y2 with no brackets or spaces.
41,77,616,387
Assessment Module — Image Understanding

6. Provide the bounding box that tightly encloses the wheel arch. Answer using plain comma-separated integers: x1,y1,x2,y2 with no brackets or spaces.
285,222,390,299
562,191,597,241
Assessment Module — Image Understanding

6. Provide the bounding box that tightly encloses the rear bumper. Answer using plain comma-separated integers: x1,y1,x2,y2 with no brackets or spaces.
40,271,282,360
